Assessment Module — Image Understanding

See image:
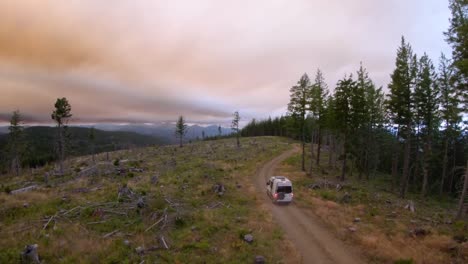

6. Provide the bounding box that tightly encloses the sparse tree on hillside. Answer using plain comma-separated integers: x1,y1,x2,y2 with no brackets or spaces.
309,69,329,171
232,111,241,148
218,125,222,138
51,97,72,175
288,73,312,171
8,110,25,176
202,130,205,140
89,127,96,163
175,116,187,147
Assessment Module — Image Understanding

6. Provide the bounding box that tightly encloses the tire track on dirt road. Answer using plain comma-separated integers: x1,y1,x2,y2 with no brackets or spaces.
255,148,364,264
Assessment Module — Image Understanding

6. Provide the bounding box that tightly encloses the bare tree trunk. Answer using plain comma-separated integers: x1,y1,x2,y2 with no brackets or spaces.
456,160,468,220
400,129,411,199
301,122,305,171
421,138,432,197
421,162,428,197
449,145,457,193
441,138,449,195
391,126,400,192
328,134,333,168
316,126,321,166
340,133,347,181
391,140,399,192
58,124,64,175
309,132,314,176
13,154,20,177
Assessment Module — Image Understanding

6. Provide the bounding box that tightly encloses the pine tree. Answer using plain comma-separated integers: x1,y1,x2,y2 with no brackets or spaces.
8,110,25,176
231,111,241,148
357,63,385,179
414,53,440,196
51,97,72,175
175,116,187,147
445,0,468,110
353,63,372,179
309,69,329,170
386,37,417,198
288,73,312,171
439,53,462,194
334,75,356,181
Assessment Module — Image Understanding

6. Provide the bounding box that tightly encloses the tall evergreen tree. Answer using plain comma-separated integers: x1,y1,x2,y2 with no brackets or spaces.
414,53,440,196
8,110,25,176
386,37,417,198
309,69,329,170
439,53,462,194
445,0,468,109
51,97,72,175
357,63,385,179
231,111,241,148
175,116,188,147
353,63,372,178
334,75,356,181
288,73,312,171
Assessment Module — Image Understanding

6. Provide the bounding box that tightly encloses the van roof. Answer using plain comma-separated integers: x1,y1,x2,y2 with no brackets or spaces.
272,176,292,184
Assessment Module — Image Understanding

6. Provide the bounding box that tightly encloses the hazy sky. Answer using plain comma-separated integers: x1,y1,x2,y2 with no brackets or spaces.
0,0,451,125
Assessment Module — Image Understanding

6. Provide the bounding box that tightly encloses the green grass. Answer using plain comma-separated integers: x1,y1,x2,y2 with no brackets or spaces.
0,136,296,263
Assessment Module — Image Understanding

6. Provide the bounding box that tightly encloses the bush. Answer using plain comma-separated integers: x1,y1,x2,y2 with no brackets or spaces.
113,159,120,166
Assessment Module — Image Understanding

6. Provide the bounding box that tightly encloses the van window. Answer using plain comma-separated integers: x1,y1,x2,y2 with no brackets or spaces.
276,186,292,193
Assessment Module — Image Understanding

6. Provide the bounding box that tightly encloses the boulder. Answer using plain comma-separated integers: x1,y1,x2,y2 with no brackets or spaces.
135,246,145,255
21,244,40,264
244,234,254,244
254,255,266,264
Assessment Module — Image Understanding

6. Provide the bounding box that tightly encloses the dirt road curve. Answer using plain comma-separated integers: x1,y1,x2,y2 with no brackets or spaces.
255,148,364,264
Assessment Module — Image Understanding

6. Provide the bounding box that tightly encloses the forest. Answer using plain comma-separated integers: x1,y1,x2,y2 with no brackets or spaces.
243,0,467,202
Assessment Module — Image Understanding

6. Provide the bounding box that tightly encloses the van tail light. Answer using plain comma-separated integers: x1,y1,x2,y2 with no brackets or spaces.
273,193,278,199
291,193,294,197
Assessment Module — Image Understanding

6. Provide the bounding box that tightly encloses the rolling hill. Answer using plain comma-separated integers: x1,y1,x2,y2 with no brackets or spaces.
0,126,163,168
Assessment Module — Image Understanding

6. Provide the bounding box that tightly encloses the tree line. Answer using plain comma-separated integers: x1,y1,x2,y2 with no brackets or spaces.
242,1,467,206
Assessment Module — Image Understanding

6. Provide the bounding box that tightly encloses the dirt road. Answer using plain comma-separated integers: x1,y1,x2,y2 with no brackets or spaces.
255,148,364,264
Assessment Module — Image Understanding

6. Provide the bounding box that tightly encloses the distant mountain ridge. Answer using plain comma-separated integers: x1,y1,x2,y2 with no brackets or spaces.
0,123,232,142
88,123,232,143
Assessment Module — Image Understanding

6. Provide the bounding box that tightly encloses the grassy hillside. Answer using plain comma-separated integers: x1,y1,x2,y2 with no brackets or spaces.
276,146,468,263
0,137,300,263
0,126,163,169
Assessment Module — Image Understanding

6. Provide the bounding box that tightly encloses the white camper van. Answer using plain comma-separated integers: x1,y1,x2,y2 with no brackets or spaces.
266,176,293,203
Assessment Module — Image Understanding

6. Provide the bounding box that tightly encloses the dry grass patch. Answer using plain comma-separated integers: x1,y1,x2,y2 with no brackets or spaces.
276,150,468,264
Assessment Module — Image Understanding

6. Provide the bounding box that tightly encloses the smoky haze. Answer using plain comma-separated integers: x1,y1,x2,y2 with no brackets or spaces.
0,0,450,124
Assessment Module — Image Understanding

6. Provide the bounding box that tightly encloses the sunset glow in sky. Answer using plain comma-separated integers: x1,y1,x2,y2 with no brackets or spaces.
0,0,451,124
